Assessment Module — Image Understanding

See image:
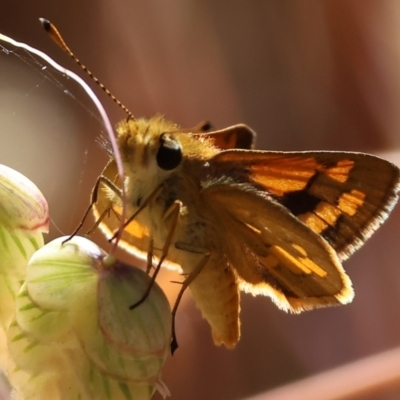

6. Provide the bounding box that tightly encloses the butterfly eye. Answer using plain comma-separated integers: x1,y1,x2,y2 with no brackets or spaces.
156,133,183,170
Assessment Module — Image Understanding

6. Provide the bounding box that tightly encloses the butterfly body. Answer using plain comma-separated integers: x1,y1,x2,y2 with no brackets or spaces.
107,116,241,345
95,115,400,348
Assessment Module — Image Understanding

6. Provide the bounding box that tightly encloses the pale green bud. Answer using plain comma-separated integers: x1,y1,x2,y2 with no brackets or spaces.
8,236,172,400
0,165,48,369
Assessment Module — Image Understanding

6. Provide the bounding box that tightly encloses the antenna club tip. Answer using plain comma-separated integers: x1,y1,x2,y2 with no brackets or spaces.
39,18,51,32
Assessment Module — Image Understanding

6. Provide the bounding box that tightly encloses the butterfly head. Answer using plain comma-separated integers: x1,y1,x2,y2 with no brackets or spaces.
116,115,184,175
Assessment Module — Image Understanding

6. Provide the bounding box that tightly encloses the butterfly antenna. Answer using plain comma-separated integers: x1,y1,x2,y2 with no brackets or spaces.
39,18,134,120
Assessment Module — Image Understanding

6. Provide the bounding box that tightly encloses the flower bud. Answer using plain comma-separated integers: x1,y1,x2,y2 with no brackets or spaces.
8,236,172,400
0,165,48,369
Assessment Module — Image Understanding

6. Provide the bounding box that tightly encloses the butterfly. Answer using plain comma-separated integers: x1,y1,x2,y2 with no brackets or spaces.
91,115,400,351
40,18,400,352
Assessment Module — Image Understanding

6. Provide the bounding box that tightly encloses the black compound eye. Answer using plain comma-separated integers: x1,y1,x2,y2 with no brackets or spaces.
156,133,183,170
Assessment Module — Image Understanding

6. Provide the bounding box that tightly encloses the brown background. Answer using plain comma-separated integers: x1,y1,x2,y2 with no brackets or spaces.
1,1,400,399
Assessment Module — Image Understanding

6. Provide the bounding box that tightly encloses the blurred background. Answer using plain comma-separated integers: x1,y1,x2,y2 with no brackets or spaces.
1,1,400,399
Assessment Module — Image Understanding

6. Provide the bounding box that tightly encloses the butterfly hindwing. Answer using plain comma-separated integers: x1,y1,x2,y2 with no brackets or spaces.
191,124,255,150
203,183,354,312
92,160,151,261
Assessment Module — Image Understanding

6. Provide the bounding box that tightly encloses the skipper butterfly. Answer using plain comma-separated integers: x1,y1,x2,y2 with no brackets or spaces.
42,19,400,352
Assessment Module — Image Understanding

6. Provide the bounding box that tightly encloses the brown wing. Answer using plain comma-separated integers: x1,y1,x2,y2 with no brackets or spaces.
191,124,255,150
203,183,353,312
211,150,400,261
92,160,151,261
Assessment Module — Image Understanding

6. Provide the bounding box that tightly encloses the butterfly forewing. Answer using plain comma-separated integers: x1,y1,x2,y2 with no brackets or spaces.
212,150,400,261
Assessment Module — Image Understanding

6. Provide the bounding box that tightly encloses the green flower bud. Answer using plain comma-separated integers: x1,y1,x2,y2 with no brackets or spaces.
0,165,48,369
8,236,172,400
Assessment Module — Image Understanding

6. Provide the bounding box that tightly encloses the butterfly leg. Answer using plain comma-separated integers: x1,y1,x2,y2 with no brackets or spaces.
145,237,154,274
170,244,210,354
129,200,181,309
62,175,121,244
109,184,163,242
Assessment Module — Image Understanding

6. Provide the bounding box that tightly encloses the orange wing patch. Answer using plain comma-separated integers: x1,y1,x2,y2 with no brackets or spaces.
251,156,354,195
298,201,342,234
251,156,318,195
271,245,328,277
337,189,365,216
324,159,354,183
